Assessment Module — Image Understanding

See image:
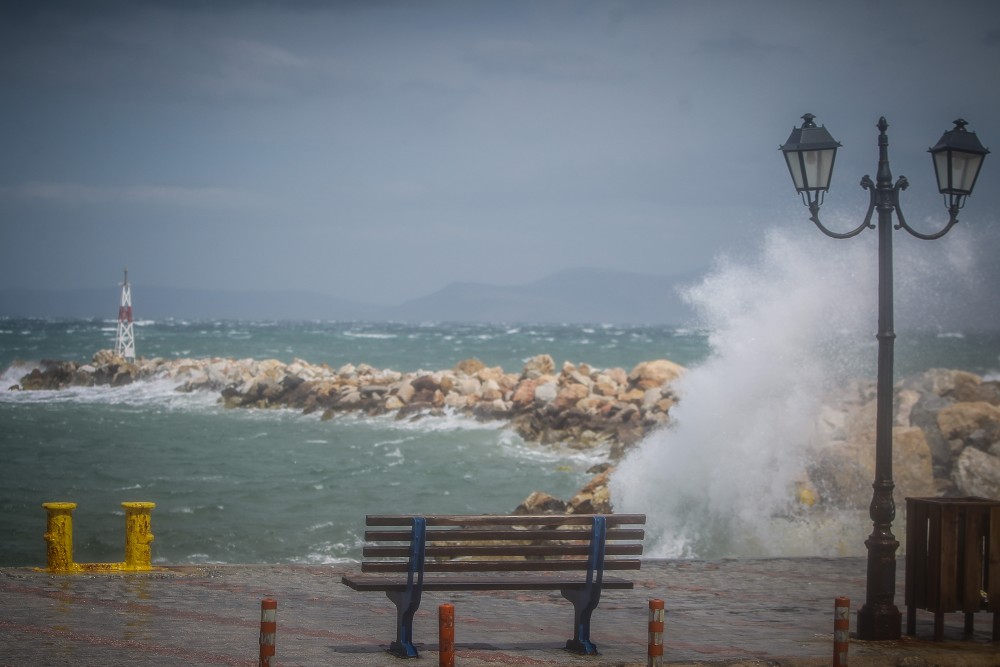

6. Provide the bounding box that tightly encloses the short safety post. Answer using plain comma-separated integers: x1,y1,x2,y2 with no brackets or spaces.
259,598,277,667
42,502,78,572
439,603,455,667
834,596,850,667
121,502,156,570
648,598,665,667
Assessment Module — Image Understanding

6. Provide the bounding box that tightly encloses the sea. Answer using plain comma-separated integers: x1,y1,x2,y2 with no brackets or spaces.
2,236,998,567
1,318,997,568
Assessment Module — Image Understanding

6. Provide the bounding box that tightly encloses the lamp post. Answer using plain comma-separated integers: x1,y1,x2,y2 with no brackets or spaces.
779,115,989,641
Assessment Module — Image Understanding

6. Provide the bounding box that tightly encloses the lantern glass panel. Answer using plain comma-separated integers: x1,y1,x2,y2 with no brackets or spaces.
786,148,835,192
950,152,983,194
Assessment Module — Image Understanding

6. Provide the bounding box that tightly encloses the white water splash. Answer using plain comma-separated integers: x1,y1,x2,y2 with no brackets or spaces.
613,230,879,558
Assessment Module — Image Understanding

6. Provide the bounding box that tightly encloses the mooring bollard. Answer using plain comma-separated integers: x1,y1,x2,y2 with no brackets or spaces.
834,596,850,667
648,598,665,667
259,599,277,667
439,603,455,667
121,501,156,570
42,502,78,572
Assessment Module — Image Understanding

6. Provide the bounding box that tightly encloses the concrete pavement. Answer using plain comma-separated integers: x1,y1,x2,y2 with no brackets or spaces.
1,558,997,666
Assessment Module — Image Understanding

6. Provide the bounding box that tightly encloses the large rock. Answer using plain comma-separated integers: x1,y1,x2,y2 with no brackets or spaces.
628,359,685,390
566,470,613,514
514,491,567,515
936,402,1000,444
953,447,1000,498
522,354,555,379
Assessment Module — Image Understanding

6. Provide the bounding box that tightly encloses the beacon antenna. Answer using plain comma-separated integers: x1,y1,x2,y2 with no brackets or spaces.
115,267,136,361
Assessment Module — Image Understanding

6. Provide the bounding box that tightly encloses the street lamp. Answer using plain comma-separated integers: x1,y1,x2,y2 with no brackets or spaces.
779,115,989,641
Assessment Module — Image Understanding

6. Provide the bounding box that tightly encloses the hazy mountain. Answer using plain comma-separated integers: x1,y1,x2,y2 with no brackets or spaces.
0,267,703,325
382,267,701,325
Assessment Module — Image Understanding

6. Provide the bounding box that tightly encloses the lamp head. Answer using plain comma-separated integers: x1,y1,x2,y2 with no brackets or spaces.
929,118,989,198
780,113,841,193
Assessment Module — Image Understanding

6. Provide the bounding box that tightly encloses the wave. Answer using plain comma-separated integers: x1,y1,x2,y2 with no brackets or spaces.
0,376,218,410
613,230,876,559
343,331,397,339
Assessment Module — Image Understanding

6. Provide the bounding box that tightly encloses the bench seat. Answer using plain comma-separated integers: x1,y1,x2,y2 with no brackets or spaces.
340,513,645,657
342,573,637,592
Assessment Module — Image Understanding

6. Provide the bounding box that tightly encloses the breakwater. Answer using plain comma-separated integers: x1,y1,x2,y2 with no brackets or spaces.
14,349,684,457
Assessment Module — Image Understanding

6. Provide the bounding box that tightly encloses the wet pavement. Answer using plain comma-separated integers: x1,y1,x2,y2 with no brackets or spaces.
1,558,997,666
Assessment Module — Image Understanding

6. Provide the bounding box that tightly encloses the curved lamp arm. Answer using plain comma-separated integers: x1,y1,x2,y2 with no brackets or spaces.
894,191,961,240
807,185,871,239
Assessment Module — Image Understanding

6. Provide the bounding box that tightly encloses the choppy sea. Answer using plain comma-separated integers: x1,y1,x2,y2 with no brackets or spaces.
2,316,997,567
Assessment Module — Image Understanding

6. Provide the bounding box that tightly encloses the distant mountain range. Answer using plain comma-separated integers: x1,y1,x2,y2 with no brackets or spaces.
0,267,703,325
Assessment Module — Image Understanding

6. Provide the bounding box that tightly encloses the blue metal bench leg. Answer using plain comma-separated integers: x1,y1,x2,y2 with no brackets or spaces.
562,515,607,655
386,589,421,658
562,587,601,654
386,516,426,658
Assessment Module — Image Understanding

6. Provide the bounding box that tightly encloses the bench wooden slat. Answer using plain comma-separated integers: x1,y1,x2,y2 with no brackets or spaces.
363,543,644,558
364,528,645,542
364,513,645,527
342,574,636,593
360,558,642,573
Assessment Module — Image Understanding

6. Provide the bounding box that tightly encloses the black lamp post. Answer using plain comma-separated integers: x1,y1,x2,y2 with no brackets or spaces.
779,115,989,641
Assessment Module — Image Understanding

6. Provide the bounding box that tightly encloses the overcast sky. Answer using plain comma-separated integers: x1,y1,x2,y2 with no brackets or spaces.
2,0,998,308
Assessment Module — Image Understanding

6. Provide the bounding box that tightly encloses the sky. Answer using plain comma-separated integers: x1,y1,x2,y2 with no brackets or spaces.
1,0,999,309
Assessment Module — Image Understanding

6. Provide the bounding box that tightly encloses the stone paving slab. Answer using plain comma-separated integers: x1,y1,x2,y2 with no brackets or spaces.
1,558,997,666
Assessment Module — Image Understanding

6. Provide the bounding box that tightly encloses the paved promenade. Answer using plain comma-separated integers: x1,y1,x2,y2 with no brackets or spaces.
1,558,997,666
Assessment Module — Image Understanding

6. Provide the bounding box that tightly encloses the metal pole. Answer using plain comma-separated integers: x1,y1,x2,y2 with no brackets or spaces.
439,603,455,667
647,598,665,667
856,117,902,641
834,596,850,667
259,599,277,667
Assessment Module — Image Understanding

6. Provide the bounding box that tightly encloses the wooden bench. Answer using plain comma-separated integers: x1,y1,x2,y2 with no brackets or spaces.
341,513,645,658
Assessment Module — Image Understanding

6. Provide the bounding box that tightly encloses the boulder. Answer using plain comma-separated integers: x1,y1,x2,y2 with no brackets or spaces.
628,359,685,390
511,379,538,409
514,491,567,515
533,382,558,406
953,447,1000,498
566,470,613,514
552,383,590,411
936,402,1000,444
522,354,555,378
454,358,485,375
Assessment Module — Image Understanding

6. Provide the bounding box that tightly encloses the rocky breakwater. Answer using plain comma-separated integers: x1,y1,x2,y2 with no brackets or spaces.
519,367,1000,516
12,350,684,453
803,368,1000,508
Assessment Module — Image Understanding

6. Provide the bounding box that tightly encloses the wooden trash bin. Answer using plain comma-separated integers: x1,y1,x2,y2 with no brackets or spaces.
905,496,1000,641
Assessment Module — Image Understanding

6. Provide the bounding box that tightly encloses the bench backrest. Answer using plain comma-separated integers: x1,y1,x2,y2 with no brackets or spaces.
360,514,645,575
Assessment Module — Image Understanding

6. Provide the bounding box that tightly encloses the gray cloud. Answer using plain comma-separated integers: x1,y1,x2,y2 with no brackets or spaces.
1,0,997,311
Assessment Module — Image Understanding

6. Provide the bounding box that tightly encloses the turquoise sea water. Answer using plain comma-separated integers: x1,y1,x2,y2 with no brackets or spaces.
1,318,998,567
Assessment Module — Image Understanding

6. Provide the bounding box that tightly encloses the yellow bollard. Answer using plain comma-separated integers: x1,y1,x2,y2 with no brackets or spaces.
42,502,79,573
122,502,156,570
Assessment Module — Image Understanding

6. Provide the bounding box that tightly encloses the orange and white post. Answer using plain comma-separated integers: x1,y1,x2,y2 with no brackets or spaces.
439,603,455,667
833,596,850,667
259,598,277,667
648,598,665,667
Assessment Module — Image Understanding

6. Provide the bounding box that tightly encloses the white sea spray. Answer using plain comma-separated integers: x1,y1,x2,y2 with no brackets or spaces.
612,230,877,558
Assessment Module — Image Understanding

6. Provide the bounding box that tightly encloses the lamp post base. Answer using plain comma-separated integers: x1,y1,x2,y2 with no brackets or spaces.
857,603,901,641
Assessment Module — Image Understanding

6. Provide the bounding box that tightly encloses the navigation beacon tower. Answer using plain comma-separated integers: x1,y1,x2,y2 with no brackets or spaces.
115,267,136,361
